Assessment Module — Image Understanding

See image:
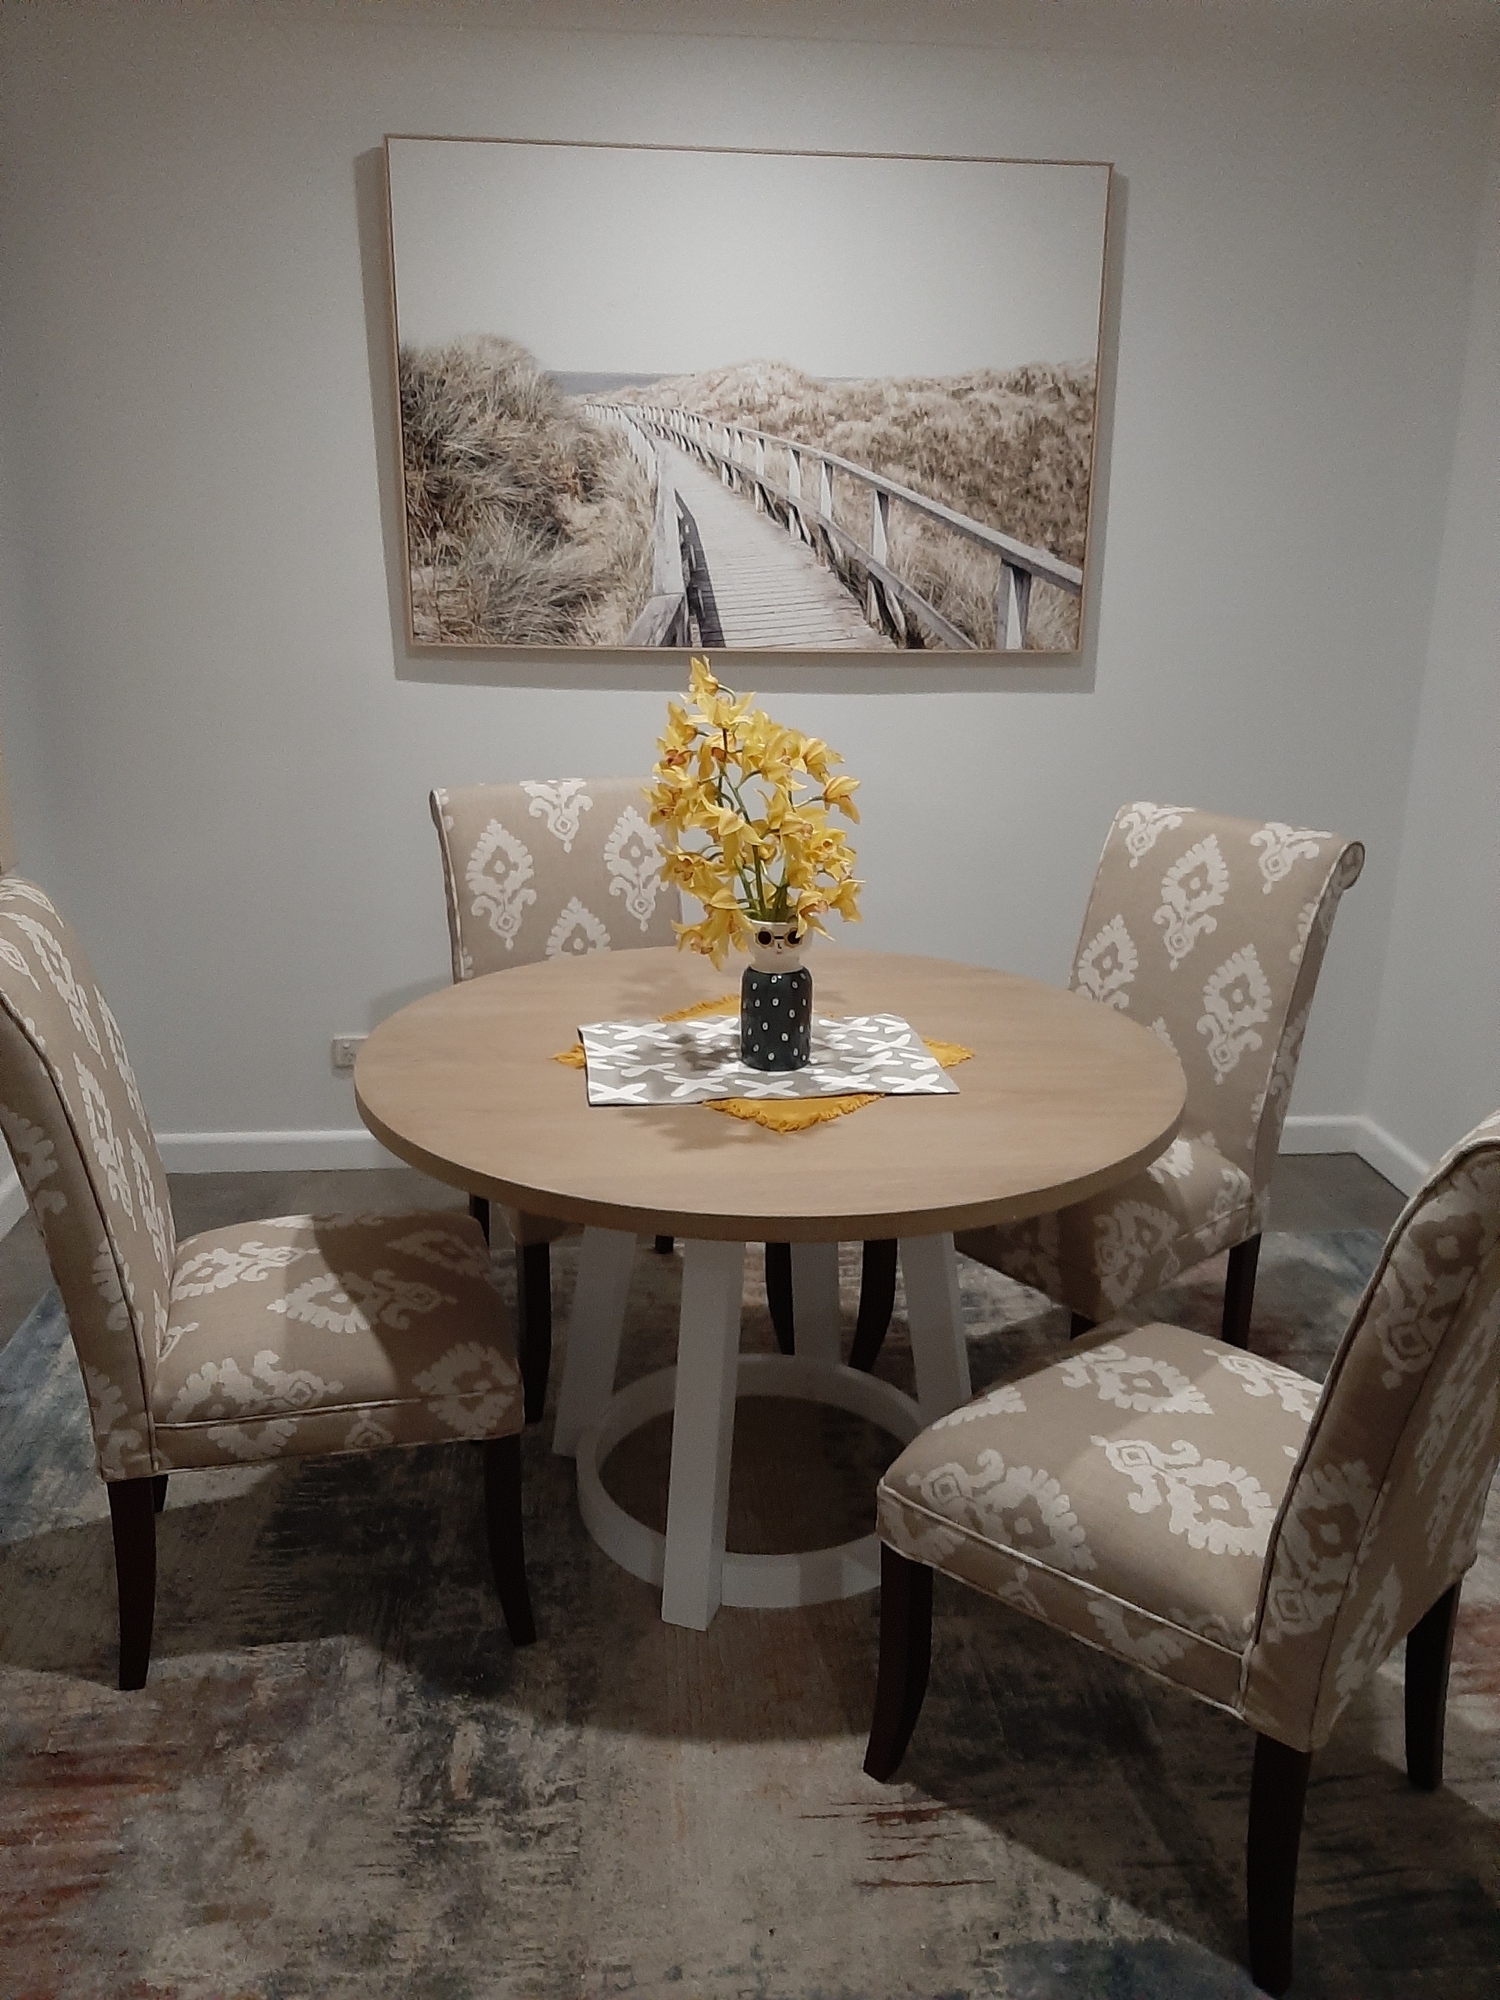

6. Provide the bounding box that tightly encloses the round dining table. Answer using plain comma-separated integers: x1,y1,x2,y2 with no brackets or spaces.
355,944,1185,1630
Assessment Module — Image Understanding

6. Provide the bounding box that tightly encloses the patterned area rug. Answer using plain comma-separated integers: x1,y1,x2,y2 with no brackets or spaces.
2,1232,1497,1999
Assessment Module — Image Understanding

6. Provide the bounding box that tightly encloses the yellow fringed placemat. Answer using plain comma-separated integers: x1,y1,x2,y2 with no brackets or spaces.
554,995,972,1133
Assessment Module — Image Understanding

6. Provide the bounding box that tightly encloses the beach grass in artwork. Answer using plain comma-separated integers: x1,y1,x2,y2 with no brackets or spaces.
385,140,1110,654
399,337,654,645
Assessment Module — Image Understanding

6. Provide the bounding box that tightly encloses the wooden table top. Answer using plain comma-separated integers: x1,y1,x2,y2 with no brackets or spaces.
354,946,1185,1243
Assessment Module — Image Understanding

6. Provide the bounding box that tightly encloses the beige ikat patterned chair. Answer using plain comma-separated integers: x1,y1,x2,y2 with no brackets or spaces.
942,804,1364,1360
0,878,535,1690
430,779,682,1423
865,1109,1500,1994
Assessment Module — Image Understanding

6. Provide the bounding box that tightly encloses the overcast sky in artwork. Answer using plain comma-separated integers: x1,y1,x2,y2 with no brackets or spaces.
386,140,1108,379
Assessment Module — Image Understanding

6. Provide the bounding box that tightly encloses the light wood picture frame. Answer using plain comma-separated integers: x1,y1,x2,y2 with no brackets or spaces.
383,136,1112,658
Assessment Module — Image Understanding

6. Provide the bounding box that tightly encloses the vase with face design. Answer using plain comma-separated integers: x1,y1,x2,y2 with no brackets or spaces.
739,920,812,1071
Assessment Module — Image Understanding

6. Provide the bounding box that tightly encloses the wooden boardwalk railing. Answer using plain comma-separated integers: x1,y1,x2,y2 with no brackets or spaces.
591,407,692,647
587,400,1082,651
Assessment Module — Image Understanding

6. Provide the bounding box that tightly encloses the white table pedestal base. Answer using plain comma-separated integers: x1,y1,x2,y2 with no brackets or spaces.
555,1228,971,1630
576,1352,923,1626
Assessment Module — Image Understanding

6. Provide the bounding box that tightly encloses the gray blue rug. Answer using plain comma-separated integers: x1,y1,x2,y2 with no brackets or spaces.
1,1232,1497,1998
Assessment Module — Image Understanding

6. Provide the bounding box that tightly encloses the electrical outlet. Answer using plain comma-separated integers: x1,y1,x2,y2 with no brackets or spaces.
331,1034,366,1073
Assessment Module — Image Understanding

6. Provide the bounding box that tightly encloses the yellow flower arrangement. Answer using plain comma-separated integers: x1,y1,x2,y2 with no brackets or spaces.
646,657,862,966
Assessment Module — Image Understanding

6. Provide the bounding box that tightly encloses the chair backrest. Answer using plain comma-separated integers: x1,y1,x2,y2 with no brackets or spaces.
1244,1110,1500,1749
429,778,680,982
0,878,175,1480
1069,803,1363,1195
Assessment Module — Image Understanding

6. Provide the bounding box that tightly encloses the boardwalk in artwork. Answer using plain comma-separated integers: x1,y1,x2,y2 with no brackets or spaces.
662,446,892,651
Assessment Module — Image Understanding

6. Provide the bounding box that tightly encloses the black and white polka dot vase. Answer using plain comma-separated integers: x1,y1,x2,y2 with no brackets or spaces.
739,922,812,1072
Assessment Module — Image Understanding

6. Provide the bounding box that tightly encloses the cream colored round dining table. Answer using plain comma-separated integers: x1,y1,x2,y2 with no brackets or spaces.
354,944,1185,1242
354,945,1186,1632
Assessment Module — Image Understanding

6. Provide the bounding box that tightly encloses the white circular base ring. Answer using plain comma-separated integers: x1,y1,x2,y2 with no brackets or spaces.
575,1354,922,1610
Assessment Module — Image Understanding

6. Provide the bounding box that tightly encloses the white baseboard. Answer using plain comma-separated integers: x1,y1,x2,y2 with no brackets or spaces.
155,1129,404,1173
1279,1114,1430,1196
0,1167,27,1240
0,1133,408,1244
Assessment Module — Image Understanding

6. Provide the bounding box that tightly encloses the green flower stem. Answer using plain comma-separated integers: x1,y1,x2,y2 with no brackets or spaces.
692,723,838,926
715,740,782,919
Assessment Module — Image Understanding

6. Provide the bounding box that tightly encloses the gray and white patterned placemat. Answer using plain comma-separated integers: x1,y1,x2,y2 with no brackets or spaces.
577,1013,960,1106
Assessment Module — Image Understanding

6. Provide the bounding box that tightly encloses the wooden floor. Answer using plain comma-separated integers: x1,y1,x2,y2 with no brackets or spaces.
665,445,892,651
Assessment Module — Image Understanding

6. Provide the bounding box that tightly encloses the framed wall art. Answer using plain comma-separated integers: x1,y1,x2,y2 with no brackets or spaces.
384,137,1111,656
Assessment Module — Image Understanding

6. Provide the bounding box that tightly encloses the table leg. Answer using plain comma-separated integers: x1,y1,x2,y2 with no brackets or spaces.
789,1241,841,1366
898,1234,971,1422
552,1226,637,1458
660,1238,746,1630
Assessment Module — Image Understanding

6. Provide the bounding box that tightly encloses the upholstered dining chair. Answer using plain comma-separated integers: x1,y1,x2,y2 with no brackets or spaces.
0,876,535,1690
864,1108,1500,1995
430,779,682,1423
850,804,1364,1371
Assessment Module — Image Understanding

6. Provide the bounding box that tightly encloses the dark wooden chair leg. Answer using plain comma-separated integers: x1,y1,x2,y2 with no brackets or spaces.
1406,1580,1462,1791
151,1473,168,1514
849,1239,900,1372
482,1435,536,1646
765,1241,795,1354
107,1477,158,1691
654,1235,674,1255
468,1193,491,1243
863,1544,934,1782
1246,1732,1312,1998
1222,1233,1262,1350
1070,1311,1096,1340
515,1241,552,1426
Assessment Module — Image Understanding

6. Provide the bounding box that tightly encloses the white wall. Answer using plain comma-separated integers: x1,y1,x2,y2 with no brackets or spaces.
1363,101,1500,1183
0,304,59,1231
0,339,55,882
0,0,1495,1174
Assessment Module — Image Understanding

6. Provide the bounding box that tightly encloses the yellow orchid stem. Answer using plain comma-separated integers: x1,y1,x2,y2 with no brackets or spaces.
715,737,777,918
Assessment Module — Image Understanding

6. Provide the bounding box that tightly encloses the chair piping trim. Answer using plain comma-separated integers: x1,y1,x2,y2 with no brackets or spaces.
153,1387,522,1433
878,1484,1248,1664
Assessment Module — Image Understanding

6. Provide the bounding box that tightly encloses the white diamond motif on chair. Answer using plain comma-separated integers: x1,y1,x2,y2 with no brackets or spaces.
75,1055,132,1220
0,936,38,989
547,897,611,958
1058,1341,1213,1415
465,821,536,950
1197,945,1272,1082
268,1269,451,1334
1118,802,1187,867
1154,835,1228,969
603,806,663,929
0,1104,66,1215
1095,1434,1277,1557
98,990,148,1123
1074,915,1137,1011
1251,822,1332,894
6,914,102,1051
522,779,592,852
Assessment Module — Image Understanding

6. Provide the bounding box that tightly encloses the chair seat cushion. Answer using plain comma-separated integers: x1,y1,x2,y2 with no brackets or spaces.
877,1322,1318,1712
954,1132,1262,1323
153,1211,522,1469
